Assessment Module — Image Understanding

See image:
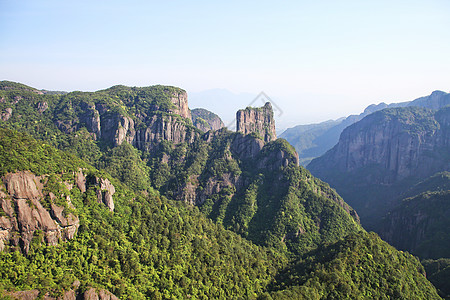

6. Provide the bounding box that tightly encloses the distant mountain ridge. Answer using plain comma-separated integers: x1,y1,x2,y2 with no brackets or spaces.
308,106,450,229
191,108,224,132
281,90,450,165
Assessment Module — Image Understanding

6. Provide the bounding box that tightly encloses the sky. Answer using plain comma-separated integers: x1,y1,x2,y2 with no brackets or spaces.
1,0,449,130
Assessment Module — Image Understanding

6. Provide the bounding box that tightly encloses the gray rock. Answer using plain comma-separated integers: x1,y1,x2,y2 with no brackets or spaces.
236,102,276,143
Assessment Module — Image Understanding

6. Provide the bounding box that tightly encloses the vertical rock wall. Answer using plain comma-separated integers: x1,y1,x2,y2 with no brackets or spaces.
236,102,276,143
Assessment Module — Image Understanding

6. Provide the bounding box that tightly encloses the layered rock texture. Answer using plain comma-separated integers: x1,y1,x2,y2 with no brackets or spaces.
0,83,199,152
237,102,276,143
0,168,116,253
54,85,198,150
0,171,79,253
0,82,444,299
308,106,450,228
191,108,224,132
282,90,450,165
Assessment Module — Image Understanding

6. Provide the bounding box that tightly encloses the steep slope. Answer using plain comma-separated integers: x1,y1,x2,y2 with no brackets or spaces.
0,83,360,254
0,81,199,159
237,102,277,143
422,258,450,298
0,129,441,299
380,190,450,259
0,82,444,299
0,128,286,299
308,106,450,229
191,108,224,132
281,90,449,165
149,128,360,253
263,232,440,299
378,172,450,261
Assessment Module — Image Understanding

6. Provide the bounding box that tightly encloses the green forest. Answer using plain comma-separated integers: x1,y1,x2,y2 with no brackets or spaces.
0,81,444,299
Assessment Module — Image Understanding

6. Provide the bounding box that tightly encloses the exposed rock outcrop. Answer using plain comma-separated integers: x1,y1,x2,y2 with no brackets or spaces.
0,170,116,253
37,101,48,113
0,171,79,253
309,107,450,185
230,133,265,161
282,90,450,166
170,90,191,120
308,106,450,229
191,108,225,132
52,88,198,150
1,107,12,121
131,114,197,150
95,177,115,212
236,102,276,143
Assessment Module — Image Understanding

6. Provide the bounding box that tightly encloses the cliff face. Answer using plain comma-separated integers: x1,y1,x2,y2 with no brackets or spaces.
0,170,115,253
0,171,79,253
150,127,359,251
0,82,360,254
236,102,276,143
308,106,450,229
281,90,450,166
52,87,198,151
310,107,448,184
191,108,224,132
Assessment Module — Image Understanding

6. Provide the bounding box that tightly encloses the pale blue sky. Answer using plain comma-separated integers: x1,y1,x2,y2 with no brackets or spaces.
1,0,449,128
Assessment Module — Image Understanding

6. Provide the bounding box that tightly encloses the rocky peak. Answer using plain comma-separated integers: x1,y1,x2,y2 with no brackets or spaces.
170,90,191,120
236,102,276,143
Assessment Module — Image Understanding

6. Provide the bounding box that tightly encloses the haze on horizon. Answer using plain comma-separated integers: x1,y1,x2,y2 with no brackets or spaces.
1,0,449,129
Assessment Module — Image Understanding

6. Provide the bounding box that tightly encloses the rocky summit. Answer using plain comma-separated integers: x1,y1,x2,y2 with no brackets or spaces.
236,102,277,143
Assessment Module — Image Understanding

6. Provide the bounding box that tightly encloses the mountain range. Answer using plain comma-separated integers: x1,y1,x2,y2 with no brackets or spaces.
0,80,445,299
281,90,450,165
306,95,450,298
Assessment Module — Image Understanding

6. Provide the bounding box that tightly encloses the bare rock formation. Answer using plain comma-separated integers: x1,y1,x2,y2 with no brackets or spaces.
0,169,116,253
170,90,191,120
0,171,79,253
309,107,450,185
1,107,12,121
95,177,115,212
236,102,276,143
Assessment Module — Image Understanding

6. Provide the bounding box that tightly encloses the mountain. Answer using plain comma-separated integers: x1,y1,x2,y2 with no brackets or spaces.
422,258,450,298
0,128,441,299
281,90,450,165
191,108,224,132
0,81,443,299
189,88,256,128
0,128,287,298
279,119,343,165
380,189,450,259
236,102,277,143
308,106,450,229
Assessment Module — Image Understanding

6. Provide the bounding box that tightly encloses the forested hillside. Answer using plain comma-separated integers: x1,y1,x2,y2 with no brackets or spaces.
0,81,443,299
